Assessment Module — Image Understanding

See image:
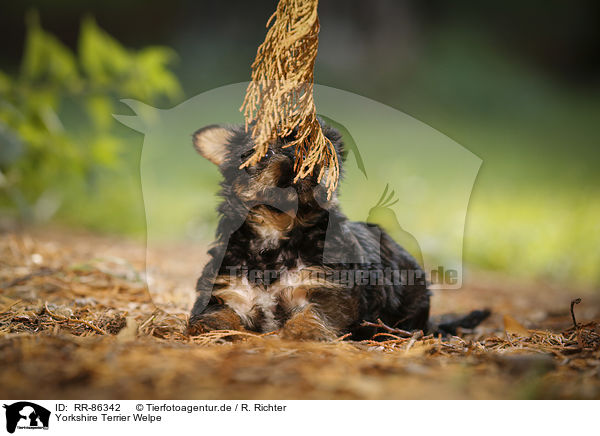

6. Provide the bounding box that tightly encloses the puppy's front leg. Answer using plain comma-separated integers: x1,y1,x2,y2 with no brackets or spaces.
279,284,359,341
280,305,338,341
187,304,246,336
188,255,248,336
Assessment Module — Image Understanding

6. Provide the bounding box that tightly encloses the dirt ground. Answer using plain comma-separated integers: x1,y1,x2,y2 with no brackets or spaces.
1,228,599,400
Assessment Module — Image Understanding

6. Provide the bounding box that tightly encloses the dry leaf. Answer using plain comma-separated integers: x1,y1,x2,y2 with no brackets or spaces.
503,314,531,337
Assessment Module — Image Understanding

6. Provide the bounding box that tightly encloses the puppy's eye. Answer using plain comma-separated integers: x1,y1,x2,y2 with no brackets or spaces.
265,149,274,159
240,149,255,161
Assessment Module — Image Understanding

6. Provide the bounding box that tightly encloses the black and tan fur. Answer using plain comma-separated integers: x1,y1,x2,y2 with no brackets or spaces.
188,121,486,340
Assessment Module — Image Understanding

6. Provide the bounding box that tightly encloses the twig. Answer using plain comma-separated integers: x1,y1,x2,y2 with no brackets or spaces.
258,331,278,338
334,332,352,341
371,332,407,342
361,318,413,338
44,302,108,335
0,299,23,312
189,329,266,345
138,308,160,332
405,331,423,352
570,298,581,329
66,318,109,335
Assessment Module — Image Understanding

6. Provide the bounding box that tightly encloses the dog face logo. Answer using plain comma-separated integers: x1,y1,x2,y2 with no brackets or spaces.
3,402,50,434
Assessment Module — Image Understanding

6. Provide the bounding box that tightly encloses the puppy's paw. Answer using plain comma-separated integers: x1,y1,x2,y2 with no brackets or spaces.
186,317,211,336
279,307,337,341
187,306,245,336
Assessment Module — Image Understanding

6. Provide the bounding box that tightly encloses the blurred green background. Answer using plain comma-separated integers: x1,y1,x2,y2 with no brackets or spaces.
1,1,599,288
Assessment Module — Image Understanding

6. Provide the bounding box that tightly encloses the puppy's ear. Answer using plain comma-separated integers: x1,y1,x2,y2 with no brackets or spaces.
193,125,231,166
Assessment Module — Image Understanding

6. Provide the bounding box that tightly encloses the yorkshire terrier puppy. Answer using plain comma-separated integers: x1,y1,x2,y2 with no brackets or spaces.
187,121,487,340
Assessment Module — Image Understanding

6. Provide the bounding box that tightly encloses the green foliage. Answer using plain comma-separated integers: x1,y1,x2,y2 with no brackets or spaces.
0,11,182,222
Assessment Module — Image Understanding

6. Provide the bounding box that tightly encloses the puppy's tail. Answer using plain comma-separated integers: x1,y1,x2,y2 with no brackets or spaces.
430,309,491,336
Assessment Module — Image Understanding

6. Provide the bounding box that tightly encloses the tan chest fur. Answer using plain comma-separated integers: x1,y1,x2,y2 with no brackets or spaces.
212,264,331,332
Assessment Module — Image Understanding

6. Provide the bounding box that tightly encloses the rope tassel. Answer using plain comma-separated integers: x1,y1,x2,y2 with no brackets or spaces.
240,0,339,198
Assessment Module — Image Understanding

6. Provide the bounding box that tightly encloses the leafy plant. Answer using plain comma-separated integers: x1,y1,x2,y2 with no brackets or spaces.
0,11,182,222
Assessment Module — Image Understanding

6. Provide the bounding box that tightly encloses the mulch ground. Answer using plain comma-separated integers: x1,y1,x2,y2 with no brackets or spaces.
1,229,599,399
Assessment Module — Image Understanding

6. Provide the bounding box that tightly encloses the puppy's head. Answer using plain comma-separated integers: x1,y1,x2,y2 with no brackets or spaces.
193,122,344,214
